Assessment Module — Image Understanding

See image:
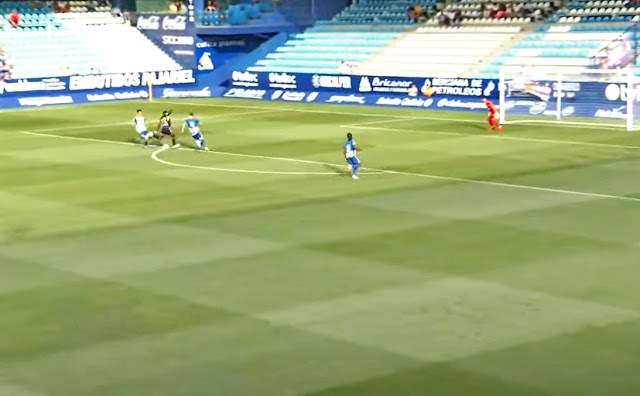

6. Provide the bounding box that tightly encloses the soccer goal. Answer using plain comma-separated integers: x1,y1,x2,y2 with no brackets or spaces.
498,68,638,131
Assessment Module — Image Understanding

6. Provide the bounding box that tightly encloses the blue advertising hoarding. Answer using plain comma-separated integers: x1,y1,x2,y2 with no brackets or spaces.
226,71,637,120
221,87,492,111
0,69,213,109
0,67,634,122
503,79,632,120
229,71,500,100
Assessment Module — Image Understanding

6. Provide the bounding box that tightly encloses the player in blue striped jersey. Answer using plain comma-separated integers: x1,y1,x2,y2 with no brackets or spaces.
343,132,361,180
181,113,209,151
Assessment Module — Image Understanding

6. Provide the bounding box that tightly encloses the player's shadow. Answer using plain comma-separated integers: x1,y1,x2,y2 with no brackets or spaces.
323,164,351,176
469,124,487,131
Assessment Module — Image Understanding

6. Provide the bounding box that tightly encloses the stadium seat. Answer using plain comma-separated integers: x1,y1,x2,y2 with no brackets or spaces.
0,4,180,79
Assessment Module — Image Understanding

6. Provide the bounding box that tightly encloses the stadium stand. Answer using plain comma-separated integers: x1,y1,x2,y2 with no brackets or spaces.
0,2,180,79
478,0,636,77
58,12,181,74
356,25,522,77
247,0,634,78
246,0,418,73
247,25,405,74
200,0,275,26
327,0,428,25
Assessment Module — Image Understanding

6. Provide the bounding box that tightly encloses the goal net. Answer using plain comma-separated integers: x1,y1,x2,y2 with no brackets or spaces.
498,68,638,131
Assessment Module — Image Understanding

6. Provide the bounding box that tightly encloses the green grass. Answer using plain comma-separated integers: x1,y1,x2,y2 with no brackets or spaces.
2,98,640,395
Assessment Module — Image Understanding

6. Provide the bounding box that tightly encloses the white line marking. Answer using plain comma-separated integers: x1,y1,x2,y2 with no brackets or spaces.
160,101,494,125
371,168,640,203
506,119,628,130
20,130,137,146
159,100,628,131
18,112,640,152
347,117,423,127
18,130,380,176
342,124,640,151
151,147,364,176
19,130,640,203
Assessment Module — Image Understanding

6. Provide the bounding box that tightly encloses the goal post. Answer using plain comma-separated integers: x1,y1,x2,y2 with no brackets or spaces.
498,68,638,131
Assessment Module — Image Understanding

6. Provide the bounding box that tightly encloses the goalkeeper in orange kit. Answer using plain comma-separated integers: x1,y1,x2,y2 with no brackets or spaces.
482,98,502,133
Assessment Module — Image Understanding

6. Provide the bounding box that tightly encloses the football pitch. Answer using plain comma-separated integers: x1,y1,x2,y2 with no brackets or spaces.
2,98,640,396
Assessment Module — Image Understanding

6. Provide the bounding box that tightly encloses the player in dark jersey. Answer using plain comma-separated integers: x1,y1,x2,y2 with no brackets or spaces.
157,110,180,148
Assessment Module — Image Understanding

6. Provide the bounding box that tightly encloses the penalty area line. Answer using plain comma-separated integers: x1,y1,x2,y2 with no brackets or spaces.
153,147,367,175
18,130,640,202
341,124,640,151
17,130,381,176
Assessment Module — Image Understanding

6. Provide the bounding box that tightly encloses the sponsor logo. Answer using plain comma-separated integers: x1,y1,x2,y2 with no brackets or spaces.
162,15,187,30
174,50,195,56
359,77,372,93
536,106,576,117
268,72,297,89
368,77,413,93
137,15,160,30
425,78,484,97
231,71,259,87
196,40,245,49
326,95,366,104
595,106,626,119
529,101,548,115
483,80,496,97
281,91,305,102
306,92,318,102
223,88,266,99
377,97,433,107
604,83,639,102
437,98,485,110
69,70,195,91
87,90,150,102
19,95,73,107
196,41,215,48
87,93,116,102
162,35,194,45
162,87,211,98
271,90,283,100
198,52,214,71
311,75,352,89
0,78,66,95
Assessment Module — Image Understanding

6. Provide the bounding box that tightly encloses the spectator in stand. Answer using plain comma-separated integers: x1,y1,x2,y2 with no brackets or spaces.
9,9,19,28
512,2,523,17
169,2,178,12
406,6,415,21
1,51,13,81
437,10,450,25
338,61,352,75
452,9,461,26
413,5,422,21
533,7,542,20
206,1,217,12
111,5,122,17
496,3,507,18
